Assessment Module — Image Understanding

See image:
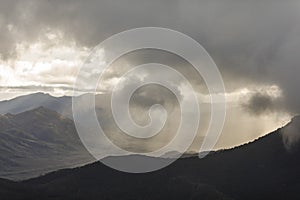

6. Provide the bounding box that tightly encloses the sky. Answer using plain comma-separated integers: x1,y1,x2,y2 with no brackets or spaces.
0,0,299,150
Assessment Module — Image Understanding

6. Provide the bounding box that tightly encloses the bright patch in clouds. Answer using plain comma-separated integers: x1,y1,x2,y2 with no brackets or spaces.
0,35,90,99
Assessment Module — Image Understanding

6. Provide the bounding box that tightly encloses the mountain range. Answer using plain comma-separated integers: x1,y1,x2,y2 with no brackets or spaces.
0,93,72,118
0,93,300,199
0,92,107,119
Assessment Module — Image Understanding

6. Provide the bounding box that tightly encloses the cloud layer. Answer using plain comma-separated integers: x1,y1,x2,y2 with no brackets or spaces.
0,0,299,113
0,0,298,150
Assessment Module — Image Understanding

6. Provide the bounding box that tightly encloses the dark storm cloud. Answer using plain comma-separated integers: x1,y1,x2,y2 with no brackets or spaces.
130,85,180,110
242,91,284,115
0,0,300,115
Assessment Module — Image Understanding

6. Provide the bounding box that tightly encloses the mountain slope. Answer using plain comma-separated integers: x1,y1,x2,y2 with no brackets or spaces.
0,107,93,180
1,116,299,199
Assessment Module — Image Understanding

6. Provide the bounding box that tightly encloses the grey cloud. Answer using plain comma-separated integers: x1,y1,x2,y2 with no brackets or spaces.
1,0,298,114
91,72,184,153
242,91,284,115
101,49,209,95
131,85,179,111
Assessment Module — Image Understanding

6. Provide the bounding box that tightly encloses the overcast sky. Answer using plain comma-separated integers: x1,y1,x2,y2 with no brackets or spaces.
0,0,299,150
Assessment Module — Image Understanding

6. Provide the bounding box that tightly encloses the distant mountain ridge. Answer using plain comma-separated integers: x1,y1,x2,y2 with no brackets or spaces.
0,93,73,118
0,92,108,120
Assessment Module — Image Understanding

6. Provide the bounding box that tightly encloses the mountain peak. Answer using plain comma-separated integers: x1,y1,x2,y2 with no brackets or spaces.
33,106,50,112
22,106,56,115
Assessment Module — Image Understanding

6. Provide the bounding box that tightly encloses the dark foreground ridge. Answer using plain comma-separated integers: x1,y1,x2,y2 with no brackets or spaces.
1,116,300,200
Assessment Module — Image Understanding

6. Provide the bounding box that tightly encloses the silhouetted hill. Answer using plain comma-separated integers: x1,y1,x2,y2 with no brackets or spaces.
0,107,93,180
1,116,300,199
